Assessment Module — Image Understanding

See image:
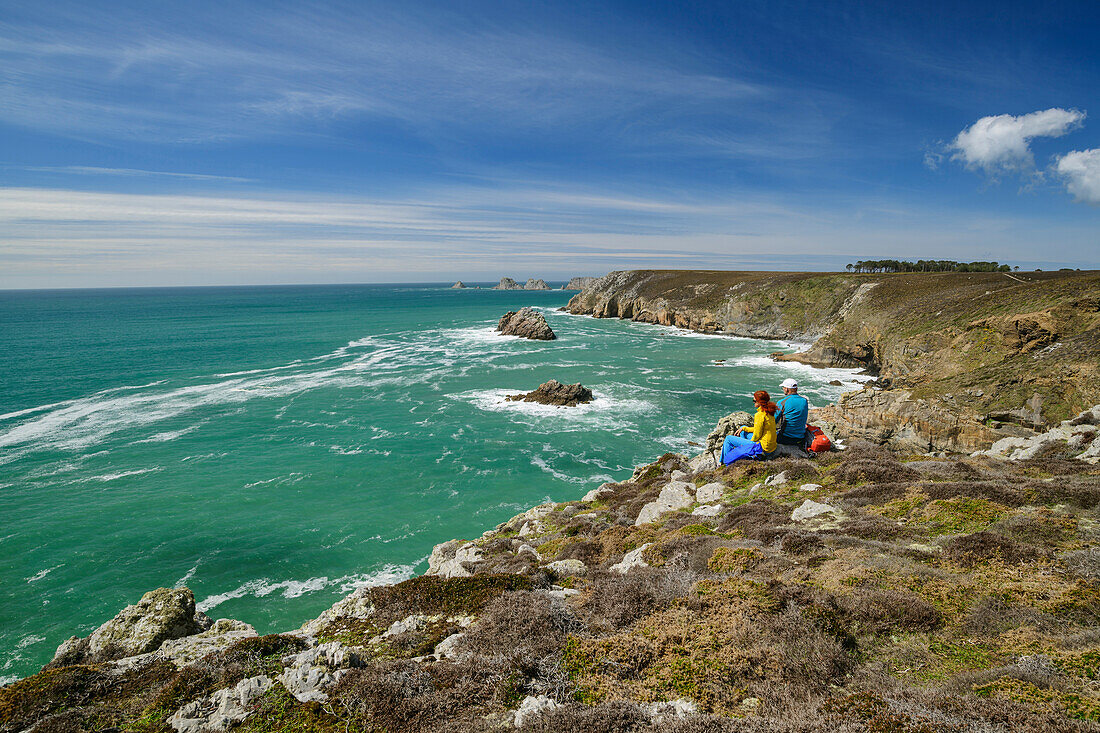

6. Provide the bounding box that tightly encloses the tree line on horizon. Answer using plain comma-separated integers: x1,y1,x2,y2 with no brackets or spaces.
844,260,1014,273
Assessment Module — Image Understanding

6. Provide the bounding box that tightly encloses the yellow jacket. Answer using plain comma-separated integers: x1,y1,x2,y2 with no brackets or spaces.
742,408,777,453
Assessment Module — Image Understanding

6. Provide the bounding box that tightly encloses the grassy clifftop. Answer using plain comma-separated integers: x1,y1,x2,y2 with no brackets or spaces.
5,442,1098,732
567,269,1100,450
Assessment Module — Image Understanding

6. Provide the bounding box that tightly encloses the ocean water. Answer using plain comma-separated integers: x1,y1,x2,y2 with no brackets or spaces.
0,284,869,682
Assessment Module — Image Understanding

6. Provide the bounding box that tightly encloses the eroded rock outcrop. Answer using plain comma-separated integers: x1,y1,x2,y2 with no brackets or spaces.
506,380,593,407
564,276,597,290
496,307,556,340
451,281,467,289
524,278,551,290
493,277,523,290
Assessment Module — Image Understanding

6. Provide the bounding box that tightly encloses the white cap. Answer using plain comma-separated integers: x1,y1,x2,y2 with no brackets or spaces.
781,378,798,389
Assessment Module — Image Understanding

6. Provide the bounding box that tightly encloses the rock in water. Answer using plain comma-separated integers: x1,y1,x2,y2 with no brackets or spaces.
524,278,551,290
451,281,467,289
497,307,556,340
507,380,594,407
565,276,597,290
493,277,523,290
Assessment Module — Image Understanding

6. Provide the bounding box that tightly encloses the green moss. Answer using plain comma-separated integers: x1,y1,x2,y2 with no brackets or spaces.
237,687,346,732
367,574,534,620
919,498,1008,535
679,524,717,536
973,677,1100,721
707,547,765,573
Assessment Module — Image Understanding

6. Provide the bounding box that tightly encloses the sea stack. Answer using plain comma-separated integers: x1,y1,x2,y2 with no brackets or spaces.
451,281,467,289
492,277,523,290
564,276,597,290
497,307,556,340
524,278,551,290
507,380,594,407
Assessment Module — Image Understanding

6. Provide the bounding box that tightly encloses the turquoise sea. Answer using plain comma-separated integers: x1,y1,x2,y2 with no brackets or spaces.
0,284,868,682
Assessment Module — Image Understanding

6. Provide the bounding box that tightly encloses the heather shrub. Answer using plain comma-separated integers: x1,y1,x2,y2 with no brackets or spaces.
780,530,825,555
942,531,1044,567
460,591,581,662
715,500,789,540
579,568,695,630
833,458,918,485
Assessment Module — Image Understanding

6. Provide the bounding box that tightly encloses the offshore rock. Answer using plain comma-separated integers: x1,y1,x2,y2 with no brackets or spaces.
524,278,552,290
497,307,556,340
565,276,597,290
507,380,593,407
55,587,204,663
493,277,523,290
451,281,467,289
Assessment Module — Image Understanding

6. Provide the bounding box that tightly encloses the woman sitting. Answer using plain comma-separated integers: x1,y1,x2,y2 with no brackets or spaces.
720,390,779,464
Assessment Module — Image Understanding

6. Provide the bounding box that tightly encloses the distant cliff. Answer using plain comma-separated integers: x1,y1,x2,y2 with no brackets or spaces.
567,269,1100,452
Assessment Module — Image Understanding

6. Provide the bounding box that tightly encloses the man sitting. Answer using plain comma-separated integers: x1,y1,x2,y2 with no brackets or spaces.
775,378,809,448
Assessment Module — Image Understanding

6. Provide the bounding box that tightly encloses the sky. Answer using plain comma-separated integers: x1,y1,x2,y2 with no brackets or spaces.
0,0,1097,288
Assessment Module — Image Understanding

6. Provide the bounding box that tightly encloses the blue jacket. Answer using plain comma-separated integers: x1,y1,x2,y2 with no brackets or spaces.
776,394,809,440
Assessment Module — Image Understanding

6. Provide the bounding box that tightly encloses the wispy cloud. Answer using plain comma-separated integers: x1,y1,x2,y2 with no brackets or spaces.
17,166,251,182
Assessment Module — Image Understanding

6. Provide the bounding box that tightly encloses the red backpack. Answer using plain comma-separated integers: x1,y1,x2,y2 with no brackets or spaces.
806,425,832,453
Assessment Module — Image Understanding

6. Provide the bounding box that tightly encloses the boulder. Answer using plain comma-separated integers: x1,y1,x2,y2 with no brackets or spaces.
497,307,556,340
514,695,561,727
764,471,789,487
800,483,822,492
688,452,717,472
635,481,695,525
493,277,523,290
791,499,840,522
524,278,552,290
57,587,205,663
277,641,365,703
546,559,587,576
138,618,257,668
507,380,593,406
705,411,755,456
976,405,1100,463
169,675,273,732
695,482,724,503
433,632,467,660
610,544,652,574
426,541,483,578
646,698,698,722
582,483,615,502
692,504,722,517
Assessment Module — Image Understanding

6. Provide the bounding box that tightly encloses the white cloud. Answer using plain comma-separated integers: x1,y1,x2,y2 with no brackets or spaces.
1055,149,1100,205
949,108,1085,175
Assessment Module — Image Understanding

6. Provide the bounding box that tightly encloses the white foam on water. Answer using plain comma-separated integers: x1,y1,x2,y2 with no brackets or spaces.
0,674,18,686
16,635,44,649
26,565,61,583
460,388,654,422
175,562,200,588
195,563,417,613
89,467,162,482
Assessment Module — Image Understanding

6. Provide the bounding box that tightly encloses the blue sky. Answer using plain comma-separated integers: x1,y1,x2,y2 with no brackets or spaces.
0,0,1097,287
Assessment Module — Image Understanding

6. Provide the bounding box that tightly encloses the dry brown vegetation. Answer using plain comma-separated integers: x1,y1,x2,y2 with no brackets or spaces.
3,442,1099,732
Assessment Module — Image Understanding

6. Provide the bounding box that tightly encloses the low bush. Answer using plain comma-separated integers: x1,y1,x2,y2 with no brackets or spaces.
942,532,1044,567
579,568,695,630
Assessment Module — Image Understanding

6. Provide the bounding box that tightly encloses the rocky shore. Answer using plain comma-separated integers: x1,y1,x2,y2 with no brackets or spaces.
6,404,1099,732
566,269,1100,455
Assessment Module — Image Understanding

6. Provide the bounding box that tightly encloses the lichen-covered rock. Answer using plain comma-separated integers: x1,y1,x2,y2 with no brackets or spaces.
497,307,556,340
582,483,615,502
791,499,840,522
133,618,257,668
277,641,364,703
426,541,484,578
692,504,722,517
695,482,724,503
56,587,204,663
976,404,1100,463
765,471,789,487
635,481,695,525
514,694,560,727
507,380,592,406
705,411,755,456
169,674,272,732
546,559,587,576
610,543,653,574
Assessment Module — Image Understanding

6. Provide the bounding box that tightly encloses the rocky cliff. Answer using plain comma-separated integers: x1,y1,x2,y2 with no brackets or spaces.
567,270,1100,453
6,416,1099,732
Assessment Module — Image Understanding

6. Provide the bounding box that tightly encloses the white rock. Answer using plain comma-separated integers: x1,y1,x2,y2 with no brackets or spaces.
764,471,788,487
169,675,273,732
433,542,484,578
800,483,822,492
546,559,587,576
695,482,724,503
277,641,365,703
635,481,695,525
516,543,541,560
688,452,717,473
382,615,425,638
433,632,466,660
547,587,581,600
646,698,698,721
582,483,615,502
610,544,652,574
426,539,464,575
791,499,839,522
514,694,561,727
670,470,691,482
749,482,764,494
691,504,722,517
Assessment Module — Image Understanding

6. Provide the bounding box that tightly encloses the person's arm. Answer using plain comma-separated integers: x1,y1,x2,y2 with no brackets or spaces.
751,411,765,442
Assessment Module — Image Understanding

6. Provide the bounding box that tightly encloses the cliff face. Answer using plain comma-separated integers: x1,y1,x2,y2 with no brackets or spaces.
568,269,1100,452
